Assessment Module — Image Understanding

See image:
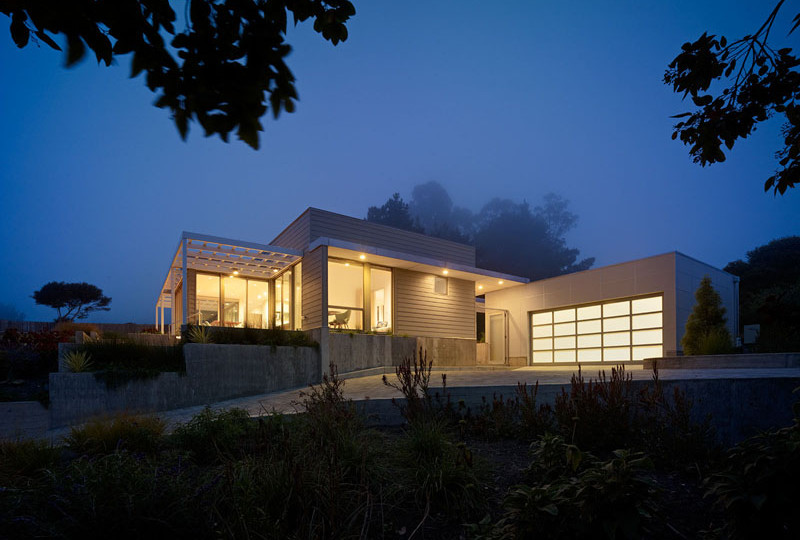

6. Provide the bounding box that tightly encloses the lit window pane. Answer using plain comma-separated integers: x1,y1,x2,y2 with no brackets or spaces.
633,345,662,360
578,334,602,348
578,348,602,362
632,313,661,330
604,347,631,362
553,308,575,323
577,305,601,320
604,316,630,332
554,350,576,362
532,312,552,325
632,296,662,314
577,319,601,334
533,338,553,351
532,325,552,338
533,351,553,363
553,322,576,336
603,332,630,347
603,301,630,317
554,336,576,349
633,329,662,345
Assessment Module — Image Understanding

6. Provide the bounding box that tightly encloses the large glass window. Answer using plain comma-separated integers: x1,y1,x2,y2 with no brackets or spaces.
328,259,364,330
275,268,293,328
531,294,663,363
370,267,392,332
195,273,220,325
247,279,269,329
222,276,246,327
294,263,303,330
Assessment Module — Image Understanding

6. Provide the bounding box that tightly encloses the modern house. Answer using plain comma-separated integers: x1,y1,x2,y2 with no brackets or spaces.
156,208,739,365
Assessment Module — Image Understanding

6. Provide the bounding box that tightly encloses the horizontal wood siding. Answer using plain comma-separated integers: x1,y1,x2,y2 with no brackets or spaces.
302,246,325,329
186,269,197,324
308,208,475,266
394,269,476,338
271,209,311,250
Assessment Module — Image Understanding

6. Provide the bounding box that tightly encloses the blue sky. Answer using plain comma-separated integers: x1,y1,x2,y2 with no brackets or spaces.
1,0,798,323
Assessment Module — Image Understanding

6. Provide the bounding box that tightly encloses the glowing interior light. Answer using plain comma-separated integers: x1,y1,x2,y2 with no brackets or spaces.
233,270,239,275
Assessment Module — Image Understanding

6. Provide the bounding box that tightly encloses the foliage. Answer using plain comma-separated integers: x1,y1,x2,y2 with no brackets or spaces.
664,0,800,194
0,438,60,482
54,321,101,336
484,436,660,540
184,324,317,347
382,347,452,423
72,341,185,388
65,413,166,455
170,407,255,464
186,324,213,344
681,276,733,355
554,366,636,452
0,328,68,379
366,192,424,232
703,398,800,538
725,236,800,352
63,349,94,373
467,382,555,441
32,281,111,321
2,0,355,150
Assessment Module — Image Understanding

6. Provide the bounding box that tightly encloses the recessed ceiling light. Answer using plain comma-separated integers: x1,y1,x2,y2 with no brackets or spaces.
359,254,366,260
498,280,504,285
478,285,484,290
442,269,449,275
233,270,239,275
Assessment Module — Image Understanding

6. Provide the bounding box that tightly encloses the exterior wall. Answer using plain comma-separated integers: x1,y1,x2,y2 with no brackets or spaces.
675,252,739,351
485,253,678,363
186,269,197,324
306,208,476,266
394,269,476,339
302,246,326,329
271,209,311,250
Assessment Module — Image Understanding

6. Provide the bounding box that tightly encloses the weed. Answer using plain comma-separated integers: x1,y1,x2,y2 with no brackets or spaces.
383,347,451,423
65,413,166,455
0,438,60,482
170,407,254,464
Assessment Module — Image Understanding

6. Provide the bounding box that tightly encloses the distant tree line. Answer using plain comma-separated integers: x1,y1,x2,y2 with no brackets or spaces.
366,181,594,281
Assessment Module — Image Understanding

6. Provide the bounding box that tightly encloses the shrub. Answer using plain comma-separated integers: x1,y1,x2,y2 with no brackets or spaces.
65,413,166,455
0,439,60,482
170,407,255,464
184,325,318,348
74,342,185,388
54,321,100,336
63,350,94,373
185,325,213,344
383,347,452,424
682,276,733,355
698,327,735,355
467,382,555,441
703,404,800,539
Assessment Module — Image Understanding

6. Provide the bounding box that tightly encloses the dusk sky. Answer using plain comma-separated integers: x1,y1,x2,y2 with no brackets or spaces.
1,0,798,324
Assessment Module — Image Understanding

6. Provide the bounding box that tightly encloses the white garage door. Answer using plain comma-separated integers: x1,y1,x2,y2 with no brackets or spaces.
531,295,663,363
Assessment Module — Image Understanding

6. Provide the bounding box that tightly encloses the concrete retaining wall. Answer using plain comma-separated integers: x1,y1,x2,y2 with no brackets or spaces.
645,353,800,370
48,344,319,427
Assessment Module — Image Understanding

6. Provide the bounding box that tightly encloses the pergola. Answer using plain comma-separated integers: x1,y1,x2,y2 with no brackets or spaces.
156,232,302,333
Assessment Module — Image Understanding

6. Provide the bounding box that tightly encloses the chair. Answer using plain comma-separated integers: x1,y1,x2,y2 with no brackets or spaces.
331,310,351,329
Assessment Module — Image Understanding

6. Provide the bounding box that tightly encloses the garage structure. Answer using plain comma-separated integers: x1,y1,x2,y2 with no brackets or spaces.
484,252,739,366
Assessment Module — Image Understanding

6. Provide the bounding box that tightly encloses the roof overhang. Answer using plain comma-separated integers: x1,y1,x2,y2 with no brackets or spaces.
309,237,528,294
156,232,302,308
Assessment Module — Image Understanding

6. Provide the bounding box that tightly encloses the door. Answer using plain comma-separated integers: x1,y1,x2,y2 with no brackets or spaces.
489,313,506,364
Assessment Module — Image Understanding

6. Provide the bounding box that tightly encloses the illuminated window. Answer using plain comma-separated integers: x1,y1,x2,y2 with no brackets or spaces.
434,276,448,295
195,273,220,325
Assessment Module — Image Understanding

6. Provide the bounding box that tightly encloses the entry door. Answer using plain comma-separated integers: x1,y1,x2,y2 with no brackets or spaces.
489,313,506,364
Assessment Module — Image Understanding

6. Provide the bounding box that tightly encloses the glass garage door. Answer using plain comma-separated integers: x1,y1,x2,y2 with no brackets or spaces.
531,295,663,363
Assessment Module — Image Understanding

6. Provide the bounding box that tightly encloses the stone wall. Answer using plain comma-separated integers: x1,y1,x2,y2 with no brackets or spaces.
644,353,800,370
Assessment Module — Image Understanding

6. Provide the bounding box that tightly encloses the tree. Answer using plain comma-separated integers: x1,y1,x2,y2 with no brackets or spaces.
681,276,733,355
664,0,800,194
1,1,356,149
32,281,111,322
724,236,800,351
366,193,423,233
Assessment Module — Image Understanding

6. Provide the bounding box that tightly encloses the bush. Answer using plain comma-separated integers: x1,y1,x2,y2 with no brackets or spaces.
65,413,166,455
0,439,60,482
63,350,94,373
54,321,100,336
467,382,555,441
170,407,255,464
184,324,317,348
697,327,735,355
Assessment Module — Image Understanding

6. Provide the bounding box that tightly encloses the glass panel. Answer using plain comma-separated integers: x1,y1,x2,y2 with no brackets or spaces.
577,305,601,320
532,325,552,338
633,345,663,360
328,259,364,309
603,300,630,317
246,279,268,329
328,307,363,330
532,312,552,325
533,351,553,363
434,276,448,295
554,350,576,362
195,273,220,325
577,334,602,348
222,276,246,328
577,319,601,334
275,269,293,328
533,338,553,351
632,312,662,330
604,347,631,362
577,348,602,362
632,329,662,345
294,264,302,330
632,296,662,314
603,332,631,347
604,316,630,332
553,308,575,323
554,336,576,349
553,322,576,336
371,267,392,332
